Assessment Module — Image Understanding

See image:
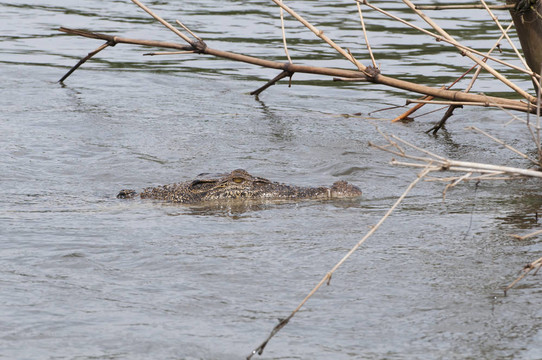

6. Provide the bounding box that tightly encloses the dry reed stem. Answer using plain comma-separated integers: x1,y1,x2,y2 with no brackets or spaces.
392,96,434,122
443,172,472,200
480,0,528,68
175,20,201,41
390,134,446,161
406,98,532,113
415,4,515,10
359,1,540,85
510,229,542,241
401,0,536,103
369,143,436,164
375,126,405,154
395,61,476,122
505,256,542,295
356,1,377,68
466,126,540,166
464,23,513,93
414,105,450,118
406,99,491,107
389,160,507,175
436,159,541,177
143,50,195,56
373,130,542,179
425,174,512,182
131,0,193,45
493,101,540,134
332,77,367,82
278,0,293,64
270,0,366,72
248,166,433,359
479,0,539,88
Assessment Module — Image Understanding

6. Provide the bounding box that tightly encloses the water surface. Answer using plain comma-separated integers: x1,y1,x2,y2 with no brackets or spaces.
1,1,542,359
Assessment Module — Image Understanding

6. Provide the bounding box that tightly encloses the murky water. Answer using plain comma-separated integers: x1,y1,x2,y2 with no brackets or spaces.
2,1,542,359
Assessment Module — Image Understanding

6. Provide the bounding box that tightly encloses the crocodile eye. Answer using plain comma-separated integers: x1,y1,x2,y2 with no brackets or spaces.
232,177,245,184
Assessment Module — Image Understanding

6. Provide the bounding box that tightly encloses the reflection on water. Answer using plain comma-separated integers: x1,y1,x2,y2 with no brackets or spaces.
2,1,542,359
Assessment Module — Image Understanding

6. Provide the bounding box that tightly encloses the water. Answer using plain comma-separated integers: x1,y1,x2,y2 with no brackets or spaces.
2,1,542,359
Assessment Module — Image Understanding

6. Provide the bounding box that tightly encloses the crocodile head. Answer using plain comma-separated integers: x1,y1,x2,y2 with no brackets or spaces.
328,180,363,198
187,169,274,200
120,169,361,204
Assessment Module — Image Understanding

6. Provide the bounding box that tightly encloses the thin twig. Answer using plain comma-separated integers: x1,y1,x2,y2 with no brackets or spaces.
401,0,536,103
390,134,446,160
426,104,461,134
466,126,540,166
443,172,472,200
333,77,367,82
278,0,293,63
405,99,531,113
358,1,540,91
357,1,377,68
270,0,367,73
389,160,506,175
396,59,476,123
415,4,514,10
407,99,489,107
505,256,542,295
413,105,450,119
392,96,434,122
247,166,433,359
463,24,511,93
509,229,542,241
425,174,513,182
175,19,201,40
374,125,405,154
479,0,539,88
143,50,195,56
360,0,538,81
374,130,542,178
131,0,193,44
369,143,435,164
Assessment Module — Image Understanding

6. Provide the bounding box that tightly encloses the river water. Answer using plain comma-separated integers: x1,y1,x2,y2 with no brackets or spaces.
2,1,542,359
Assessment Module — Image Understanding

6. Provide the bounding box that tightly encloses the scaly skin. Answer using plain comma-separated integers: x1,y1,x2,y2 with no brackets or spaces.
117,169,362,204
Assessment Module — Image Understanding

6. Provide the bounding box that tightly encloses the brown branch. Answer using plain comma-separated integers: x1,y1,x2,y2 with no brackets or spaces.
58,27,534,112
59,27,193,51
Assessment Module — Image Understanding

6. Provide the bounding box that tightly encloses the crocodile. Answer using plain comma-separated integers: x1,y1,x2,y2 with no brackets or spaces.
117,169,361,204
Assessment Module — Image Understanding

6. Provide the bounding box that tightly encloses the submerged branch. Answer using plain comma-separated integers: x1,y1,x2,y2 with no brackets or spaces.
58,41,112,83
250,70,292,96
